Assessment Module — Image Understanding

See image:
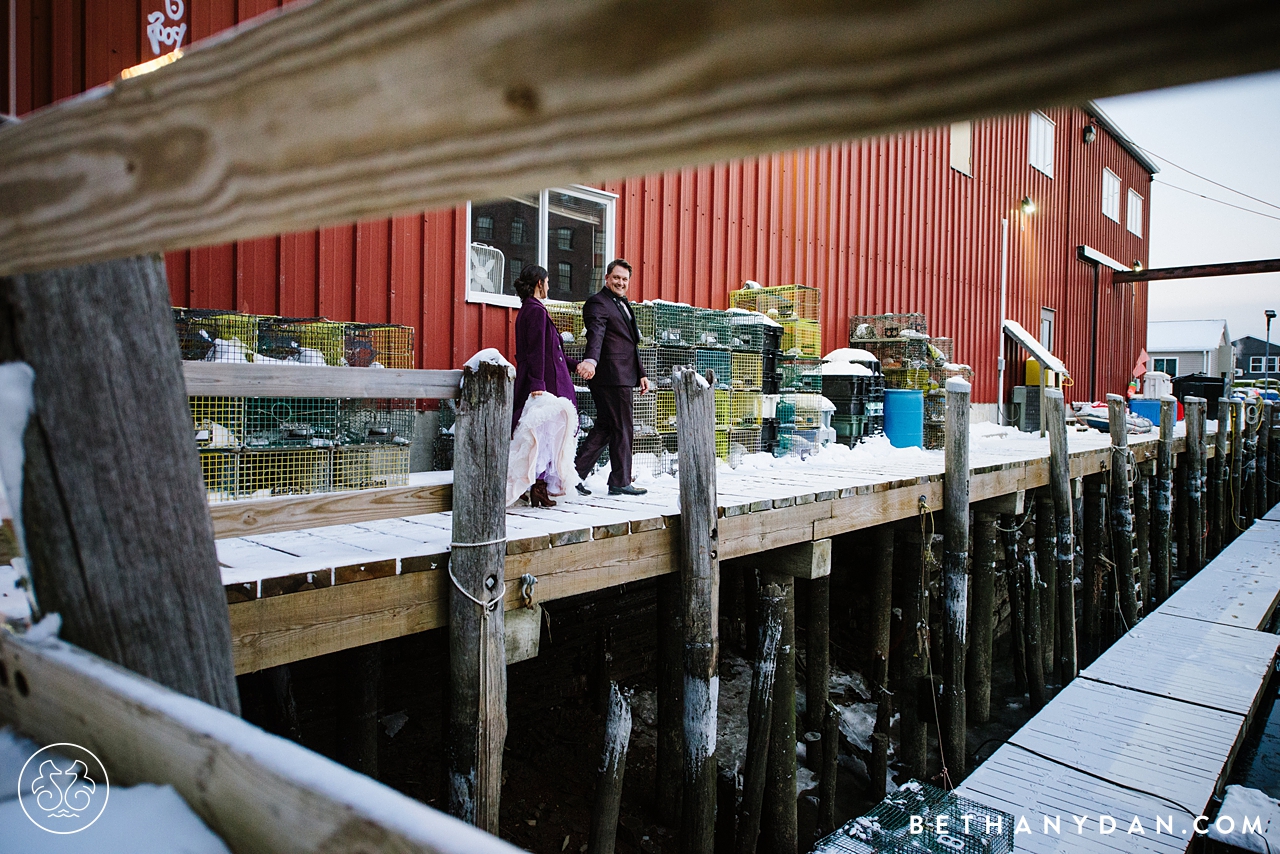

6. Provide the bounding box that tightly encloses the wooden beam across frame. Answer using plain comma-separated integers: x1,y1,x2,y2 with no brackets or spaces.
183,362,462,399
2,0,1279,276
1112,257,1280,282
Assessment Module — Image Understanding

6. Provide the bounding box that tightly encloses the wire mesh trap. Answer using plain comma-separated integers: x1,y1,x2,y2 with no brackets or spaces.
781,318,822,358
256,317,346,365
191,397,245,448
815,781,1013,854
345,323,415,369
849,312,929,342
729,284,821,322
334,445,411,491
238,448,332,498
339,399,417,445
174,308,259,362
243,397,341,448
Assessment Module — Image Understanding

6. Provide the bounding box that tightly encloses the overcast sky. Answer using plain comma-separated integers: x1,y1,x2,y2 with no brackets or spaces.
1096,70,1280,345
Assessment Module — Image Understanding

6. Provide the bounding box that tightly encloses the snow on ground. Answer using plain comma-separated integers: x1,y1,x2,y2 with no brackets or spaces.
1208,785,1280,853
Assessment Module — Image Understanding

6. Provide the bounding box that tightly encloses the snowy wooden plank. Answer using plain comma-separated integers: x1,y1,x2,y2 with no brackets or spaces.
183,362,462,399
243,530,385,563
1008,678,1244,816
1081,612,1280,716
0,632,520,854
956,744,1198,854
1156,566,1280,630
1264,504,1280,522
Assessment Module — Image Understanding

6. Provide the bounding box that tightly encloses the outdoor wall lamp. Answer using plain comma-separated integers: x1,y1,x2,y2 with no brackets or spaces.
1020,196,1036,215
1083,124,1098,144
1132,260,1144,272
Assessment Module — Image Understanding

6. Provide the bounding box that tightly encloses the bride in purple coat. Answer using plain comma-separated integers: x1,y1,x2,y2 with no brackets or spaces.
510,265,579,507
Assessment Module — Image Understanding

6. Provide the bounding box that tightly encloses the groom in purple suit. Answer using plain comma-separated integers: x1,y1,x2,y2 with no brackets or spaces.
575,259,650,495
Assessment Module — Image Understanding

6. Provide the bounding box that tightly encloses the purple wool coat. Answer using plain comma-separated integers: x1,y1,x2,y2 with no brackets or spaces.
512,298,579,431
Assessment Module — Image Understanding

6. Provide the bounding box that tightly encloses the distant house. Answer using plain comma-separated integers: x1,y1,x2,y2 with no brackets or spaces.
1233,335,1280,382
1147,319,1232,378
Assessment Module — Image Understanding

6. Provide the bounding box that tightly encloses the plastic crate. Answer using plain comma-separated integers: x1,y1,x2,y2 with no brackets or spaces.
190,397,244,448
696,349,733,386
732,352,764,389
729,284,821,322
199,450,239,503
781,318,821,358
238,448,332,497
339,399,416,445
652,301,698,347
243,397,342,448
694,308,733,349
849,313,929,342
174,308,259,362
345,323,415,369
257,317,347,365
334,444,410,491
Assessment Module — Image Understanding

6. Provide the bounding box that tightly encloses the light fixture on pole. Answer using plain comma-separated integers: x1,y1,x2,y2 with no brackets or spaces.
1020,196,1036,215
1083,124,1098,144
1266,309,1276,399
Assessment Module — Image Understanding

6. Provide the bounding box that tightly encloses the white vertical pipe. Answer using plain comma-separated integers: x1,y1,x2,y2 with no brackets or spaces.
8,0,16,118
997,217,1009,425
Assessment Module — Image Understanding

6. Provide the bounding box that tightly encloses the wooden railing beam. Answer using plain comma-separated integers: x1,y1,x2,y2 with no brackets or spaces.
183,361,462,399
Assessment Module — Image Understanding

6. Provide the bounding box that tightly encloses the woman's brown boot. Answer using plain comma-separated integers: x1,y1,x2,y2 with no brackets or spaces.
530,479,556,507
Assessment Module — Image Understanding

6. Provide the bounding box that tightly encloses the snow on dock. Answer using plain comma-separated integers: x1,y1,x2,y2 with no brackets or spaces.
957,515,1280,853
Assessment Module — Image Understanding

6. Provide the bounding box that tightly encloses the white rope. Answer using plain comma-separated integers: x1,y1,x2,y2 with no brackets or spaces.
451,536,507,549
448,566,507,612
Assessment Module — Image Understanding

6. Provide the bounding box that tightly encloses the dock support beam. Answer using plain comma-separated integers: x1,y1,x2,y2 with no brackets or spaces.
1108,395,1138,629
942,377,971,782
761,572,797,854
1245,400,1260,525
1133,463,1151,616
1259,400,1273,514
869,526,895,799
1013,517,1046,711
1045,389,1077,684
1214,398,1231,557
1082,475,1106,665
673,367,720,854
447,360,512,833
1232,399,1245,540
894,524,928,780
657,573,684,828
1154,397,1176,605
967,511,996,724
739,583,783,854
588,683,632,854
1185,397,1206,574
1035,489,1057,678
337,644,381,777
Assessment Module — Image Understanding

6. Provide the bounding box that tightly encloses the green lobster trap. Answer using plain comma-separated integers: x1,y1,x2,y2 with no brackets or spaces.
191,397,245,448
243,397,342,448
334,445,410,491
725,310,774,352
257,317,346,365
339,398,416,445
199,450,239,503
780,358,822,391
815,781,1012,854
631,301,657,346
652,301,698,347
729,284,821,322
238,448,332,497
694,308,733,349
174,308,258,362
696,349,733,386
653,346,696,387
544,299,586,343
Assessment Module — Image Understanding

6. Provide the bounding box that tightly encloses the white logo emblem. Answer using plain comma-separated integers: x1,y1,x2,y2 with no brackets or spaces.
18,743,110,834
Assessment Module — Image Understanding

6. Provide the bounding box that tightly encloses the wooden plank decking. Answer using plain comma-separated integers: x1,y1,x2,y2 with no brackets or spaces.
956,505,1280,852
219,425,1198,673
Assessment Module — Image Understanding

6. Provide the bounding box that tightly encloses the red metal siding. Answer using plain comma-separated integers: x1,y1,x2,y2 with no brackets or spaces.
13,2,1151,401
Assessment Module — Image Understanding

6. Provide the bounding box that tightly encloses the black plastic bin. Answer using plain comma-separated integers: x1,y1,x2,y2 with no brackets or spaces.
1171,373,1227,404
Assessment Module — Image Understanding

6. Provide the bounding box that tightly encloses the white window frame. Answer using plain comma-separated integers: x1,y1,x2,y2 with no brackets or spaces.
466,185,618,308
949,121,972,177
1252,356,1263,373
1252,356,1279,374
1154,357,1178,376
1028,111,1054,178
1127,188,1144,236
1039,307,1055,352
1102,168,1121,223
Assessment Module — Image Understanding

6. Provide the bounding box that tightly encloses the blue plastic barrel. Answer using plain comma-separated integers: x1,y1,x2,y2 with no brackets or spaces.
883,389,924,448
1129,398,1161,426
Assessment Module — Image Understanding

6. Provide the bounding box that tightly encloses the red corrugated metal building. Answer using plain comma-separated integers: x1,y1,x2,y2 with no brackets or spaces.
5,0,1153,406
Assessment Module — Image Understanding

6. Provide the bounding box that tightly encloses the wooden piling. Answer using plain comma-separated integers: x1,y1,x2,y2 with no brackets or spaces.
1245,400,1260,525
893,525,928,780
336,644,381,777
967,511,997,724
588,683,633,854
1107,395,1138,630
1184,397,1205,574
869,526,895,799
1082,475,1106,665
1133,462,1152,615
657,573,685,828
673,367,720,854
1232,399,1245,540
739,583,784,854
716,768,737,854
1003,513,1027,695
806,576,831,735
1035,489,1057,678
0,256,239,711
1016,521,1047,711
1044,389,1077,684
1153,397,1176,604
447,359,513,833
1266,400,1277,510
819,701,839,837
1174,457,1188,583
1214,398,1231,556
942,377,971,782
1259,400,1273,514
760,573,797,854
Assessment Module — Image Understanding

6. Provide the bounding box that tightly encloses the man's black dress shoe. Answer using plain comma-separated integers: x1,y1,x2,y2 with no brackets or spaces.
576,483,592,496
609,485,648,496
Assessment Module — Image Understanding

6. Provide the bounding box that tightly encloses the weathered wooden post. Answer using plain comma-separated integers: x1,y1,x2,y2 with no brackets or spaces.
942,377,971,781
673,366,720,854
1044,389,1077,684
1259,400,1273,514
1015,522,1046,711
1107,395,1138,629
448,358,513,832
1154,397,1176,604
1185,397,1206,573
739,584,784,854
1006,516,1027,695
0,257,239,710
1081,474,1106,664
657,572,684,827
1245,400,1260,525
1133,463,1152,614
806,576,830,736
1232,399,1245,539
893,524,928,780
818,701,839,836
1214,398,1231,555
760,572,797,854
336,644,381,777
588,683,633,854
869,526,894,799
966,511,997,724
1035,489,1057,678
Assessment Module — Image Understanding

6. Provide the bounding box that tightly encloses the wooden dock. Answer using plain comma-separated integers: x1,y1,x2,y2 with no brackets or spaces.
957,515,1280,852
219,424,1194,674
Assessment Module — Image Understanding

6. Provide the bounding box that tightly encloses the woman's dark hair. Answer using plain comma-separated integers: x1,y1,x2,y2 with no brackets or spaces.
513,265,549,301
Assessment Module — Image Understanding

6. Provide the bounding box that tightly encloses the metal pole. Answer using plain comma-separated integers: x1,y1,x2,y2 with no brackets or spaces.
997,217,1009,426
1265,311,1274,397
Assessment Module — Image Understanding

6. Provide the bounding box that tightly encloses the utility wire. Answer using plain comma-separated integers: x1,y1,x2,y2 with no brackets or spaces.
1153,180,1280,224
1136,145,1280,214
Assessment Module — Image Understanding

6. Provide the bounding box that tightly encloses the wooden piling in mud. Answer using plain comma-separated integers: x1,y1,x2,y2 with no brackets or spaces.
942,377,971,782
1133,463,1152,615
1214,398,1231,557
673,367,720,854
806,576,831,736
1016,520,1047,711
1245,400,1260,525
657,573,684,828
1082,475,1106,666
894,525,929,780
1260,400,1273,514
1154,397,1176,604
1184,397,1205,574
1045,389,1077,684
869,525,895,799
588,683,633,854
1108,395,1138,631
447,360,512,833
1035,489,1057,679
1232,399,1245,540
819,701,840,837
967,511,997,724
739,583,784,854
336,644,381,777
1004,513,1028,695
760,573,797,854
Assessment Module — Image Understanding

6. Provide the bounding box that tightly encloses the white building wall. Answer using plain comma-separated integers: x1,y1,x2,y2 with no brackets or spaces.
1150,350,1206,376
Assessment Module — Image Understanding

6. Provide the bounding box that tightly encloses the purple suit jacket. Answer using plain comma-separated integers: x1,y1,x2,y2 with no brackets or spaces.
582,287,646,387
513,298,578,430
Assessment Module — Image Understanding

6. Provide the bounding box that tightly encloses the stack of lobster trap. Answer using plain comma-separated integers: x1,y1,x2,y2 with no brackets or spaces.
176,309,416,502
